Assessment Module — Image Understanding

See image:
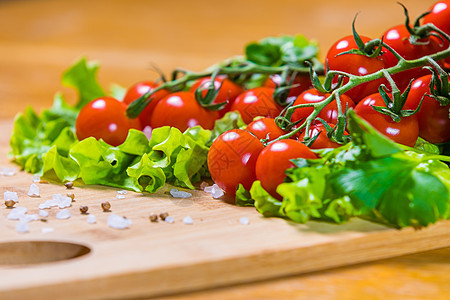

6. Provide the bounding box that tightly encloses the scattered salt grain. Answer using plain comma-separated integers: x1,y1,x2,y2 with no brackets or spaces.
39,210,49,218
116,194,126,199
27,183,40,197
0,167,16,176
143,126,152,140
117,190,127,195
170,188,192,198
200,181,209,190
32,174,41,183
8,207,27,220
39,194,72,209
4,191,18,203
239,217,250,225
56,209,71,220
15,221,29,233
182,216,193,225
87,214,97,224
20,214,39,223
41,227,54,234
165,216,175,224
204,184,224,198
107,214,131,229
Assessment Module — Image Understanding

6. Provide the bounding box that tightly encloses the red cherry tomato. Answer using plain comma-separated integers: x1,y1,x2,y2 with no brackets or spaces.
403,74,450,144
190,76,244,117
230,87,283,124
255,139,317,200
263,74,313,99
122,81,170,128
290,88,355,125
423,0,450,69
383,24,447,91
150,91,219,131
326,35,390,103
246,117,287,142
298,122,346,149
207,129,264,195
75,96,141,146
354,93,419,147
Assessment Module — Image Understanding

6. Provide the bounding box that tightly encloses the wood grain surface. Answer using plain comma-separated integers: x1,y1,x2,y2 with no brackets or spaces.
0,0,449,299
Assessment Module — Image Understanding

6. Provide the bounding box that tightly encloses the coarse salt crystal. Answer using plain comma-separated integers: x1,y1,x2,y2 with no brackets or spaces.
1,167,16,176
116,194,126,199
182,216,193,225
8,207,27,220
32,174,41,182
57,196,72,208
107,214,131,229
200,181,209,190
27,183,40,197
41,227,54,234
117,190,127,195
39,210,49,218
15,221,29,233
56,209,71,220
143,126,152,140
20,214,39,223
4,191,18,203
170,188,192,198
204,184,224,199
87,214,97,224
239,217,250,225
165,216,175,224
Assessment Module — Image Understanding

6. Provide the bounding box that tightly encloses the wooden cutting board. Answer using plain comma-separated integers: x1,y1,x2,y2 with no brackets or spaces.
0,119,449,300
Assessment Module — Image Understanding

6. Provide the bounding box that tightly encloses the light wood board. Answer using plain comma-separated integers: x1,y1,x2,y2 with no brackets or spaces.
0,119,449,300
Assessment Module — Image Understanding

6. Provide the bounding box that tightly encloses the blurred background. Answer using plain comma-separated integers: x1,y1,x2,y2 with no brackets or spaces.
0,0,431,118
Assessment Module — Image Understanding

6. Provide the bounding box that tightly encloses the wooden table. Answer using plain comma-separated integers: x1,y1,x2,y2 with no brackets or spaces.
0,0,448,299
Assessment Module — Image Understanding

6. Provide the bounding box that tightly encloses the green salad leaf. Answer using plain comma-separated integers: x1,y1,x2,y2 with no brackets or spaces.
237,111,450,228
245,35,319,67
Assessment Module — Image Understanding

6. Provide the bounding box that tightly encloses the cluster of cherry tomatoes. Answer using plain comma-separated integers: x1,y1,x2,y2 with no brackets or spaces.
75,0,450,197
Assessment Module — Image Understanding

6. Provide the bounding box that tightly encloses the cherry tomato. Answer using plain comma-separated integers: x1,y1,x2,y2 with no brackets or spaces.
354,93,419,147
423,1,450,69
383,24,447,91
75,96,142,146
290,88,355,125
298,122,346,149
122,81,170,128
326,35,390,103
255,139,317,200
246,117,287,142
403,74,450,144
190,76,244,117
230,87,283,124
263,74,313,99
150,91,219,131
207,129,264,195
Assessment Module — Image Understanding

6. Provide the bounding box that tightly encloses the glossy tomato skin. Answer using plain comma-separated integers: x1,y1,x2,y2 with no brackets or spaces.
207,129,264,195
246,117,287,142
326,35,389,103
75,96,142,146
263,74,313,100
122,81,170,128
290,88,355,125
403,75,450,144
230,87,283,124
383,25,447,91
255,139,317,200
190,76,244,117
298,122,346,149
423,1,450,69
150,91,219,131
354,93,419,147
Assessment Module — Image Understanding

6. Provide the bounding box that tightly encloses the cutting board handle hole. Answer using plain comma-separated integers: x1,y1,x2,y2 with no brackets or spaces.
0,241,91,265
